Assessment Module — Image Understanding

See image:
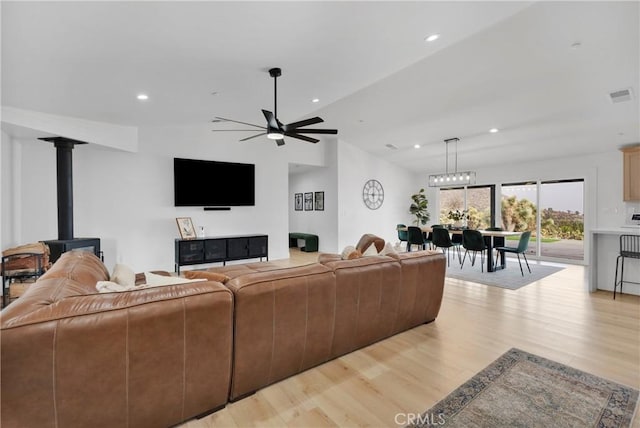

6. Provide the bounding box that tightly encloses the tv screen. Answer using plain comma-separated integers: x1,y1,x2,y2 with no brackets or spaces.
174,158,255,206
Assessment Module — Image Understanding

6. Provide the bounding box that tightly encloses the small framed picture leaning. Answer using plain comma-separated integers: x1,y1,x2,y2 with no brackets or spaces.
176,217,196,239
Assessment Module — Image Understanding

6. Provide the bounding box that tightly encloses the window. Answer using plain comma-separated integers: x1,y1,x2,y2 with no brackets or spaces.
467,186,494,230
439,185,495,228
439,188,464,225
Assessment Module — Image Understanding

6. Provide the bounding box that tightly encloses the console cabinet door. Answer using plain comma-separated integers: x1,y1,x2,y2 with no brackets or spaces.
227,238,249,260
248,236,268,258
204,239,226,262
177,241,204,264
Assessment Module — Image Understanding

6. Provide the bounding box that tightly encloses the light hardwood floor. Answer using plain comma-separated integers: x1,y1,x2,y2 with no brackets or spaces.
183,250,640,427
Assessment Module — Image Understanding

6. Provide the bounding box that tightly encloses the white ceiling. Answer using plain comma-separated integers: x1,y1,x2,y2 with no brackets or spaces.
2,1,638,173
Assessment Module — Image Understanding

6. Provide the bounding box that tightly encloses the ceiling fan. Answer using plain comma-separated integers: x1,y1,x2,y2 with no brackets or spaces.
212,68,338,146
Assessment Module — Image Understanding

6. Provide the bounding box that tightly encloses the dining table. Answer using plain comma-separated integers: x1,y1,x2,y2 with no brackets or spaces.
400,226,523,272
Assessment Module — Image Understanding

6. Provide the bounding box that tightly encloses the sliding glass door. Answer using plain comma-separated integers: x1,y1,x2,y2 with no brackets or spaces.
500,179,584,261
501,182,537,256
539,180,584,260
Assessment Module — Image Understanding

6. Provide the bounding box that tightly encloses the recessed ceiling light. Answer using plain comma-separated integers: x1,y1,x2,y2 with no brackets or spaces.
425,34,440,42
137,94,149,100
489,128,499,133
312,98,320,103
414,144,421,149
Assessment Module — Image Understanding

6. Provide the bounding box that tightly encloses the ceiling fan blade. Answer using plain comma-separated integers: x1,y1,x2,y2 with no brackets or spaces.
239,132,267,142
211,129,267,132
213,117,266,129
284,132,319,144
291,128,338,135
262,110,280,130
275,139,285,147
284,117,324,131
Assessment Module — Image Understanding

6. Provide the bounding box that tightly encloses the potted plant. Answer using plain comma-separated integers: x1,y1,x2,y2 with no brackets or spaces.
410,188,431,226
447,209,469,228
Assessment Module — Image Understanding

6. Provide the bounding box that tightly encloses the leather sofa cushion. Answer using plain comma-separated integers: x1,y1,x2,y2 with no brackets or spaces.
224,263,335,399
317,252,341,264
39,251,109,290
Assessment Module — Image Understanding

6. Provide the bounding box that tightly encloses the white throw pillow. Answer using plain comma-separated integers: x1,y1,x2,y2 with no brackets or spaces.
143,271,206,288
362,243,379,256
96,280,138,293
111,264,135,287
340,245,361,260
380,242,398,256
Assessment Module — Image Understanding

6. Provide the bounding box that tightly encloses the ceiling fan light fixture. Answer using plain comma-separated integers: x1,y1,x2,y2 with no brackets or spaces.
267,130,284,140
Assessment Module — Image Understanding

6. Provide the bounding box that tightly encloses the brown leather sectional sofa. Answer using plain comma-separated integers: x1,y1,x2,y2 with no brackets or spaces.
1,248,445,427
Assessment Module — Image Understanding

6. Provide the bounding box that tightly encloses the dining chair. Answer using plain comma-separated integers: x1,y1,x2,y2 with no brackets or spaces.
495,231,532,276
431,227,461,266
426,224,445,249
407,226,427,252
461,230,488,272
614,234,640,299
397,224,408,250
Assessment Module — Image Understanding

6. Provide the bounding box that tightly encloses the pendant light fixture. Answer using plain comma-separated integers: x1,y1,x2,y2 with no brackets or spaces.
428,137,476,187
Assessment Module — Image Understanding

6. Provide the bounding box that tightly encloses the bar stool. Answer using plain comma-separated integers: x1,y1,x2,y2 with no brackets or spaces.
614,234,640,299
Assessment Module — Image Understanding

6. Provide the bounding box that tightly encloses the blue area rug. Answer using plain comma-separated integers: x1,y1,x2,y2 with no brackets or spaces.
444,258,564,290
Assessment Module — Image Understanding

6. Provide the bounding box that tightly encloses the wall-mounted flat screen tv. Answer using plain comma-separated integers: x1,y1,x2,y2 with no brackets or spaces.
174,158,255,206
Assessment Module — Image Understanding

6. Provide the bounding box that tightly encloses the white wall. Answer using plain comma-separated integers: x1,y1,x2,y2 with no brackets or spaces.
9,124,331,272
2,107,138,152
1,132,20,249
6,113,636,277
0,131,4,249
337,141,418,250
288,141,338,252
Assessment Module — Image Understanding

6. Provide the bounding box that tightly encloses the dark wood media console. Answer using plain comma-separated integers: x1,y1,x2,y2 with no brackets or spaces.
175,234,268,273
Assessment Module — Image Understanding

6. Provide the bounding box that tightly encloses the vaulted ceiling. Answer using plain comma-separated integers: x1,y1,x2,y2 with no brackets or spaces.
2,1,638,173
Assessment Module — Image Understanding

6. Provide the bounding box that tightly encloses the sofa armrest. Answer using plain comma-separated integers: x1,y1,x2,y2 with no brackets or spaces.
1,280,233,428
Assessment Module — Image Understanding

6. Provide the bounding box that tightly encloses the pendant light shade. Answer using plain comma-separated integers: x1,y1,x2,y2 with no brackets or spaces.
428,138,477,187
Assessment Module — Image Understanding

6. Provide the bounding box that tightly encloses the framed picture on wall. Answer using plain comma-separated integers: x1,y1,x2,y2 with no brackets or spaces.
304,192,313,211
294,193,303,211
176,217,196,239
314,191,324,211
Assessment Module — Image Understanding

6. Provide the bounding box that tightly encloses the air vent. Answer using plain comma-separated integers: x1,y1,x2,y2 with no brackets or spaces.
609,88,633,103
385,144,398,150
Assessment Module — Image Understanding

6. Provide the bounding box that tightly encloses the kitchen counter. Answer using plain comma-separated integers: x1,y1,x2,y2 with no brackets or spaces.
589,228,640,295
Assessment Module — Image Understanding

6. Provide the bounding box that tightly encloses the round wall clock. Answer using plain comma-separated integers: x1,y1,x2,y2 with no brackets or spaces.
363,179,384,210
